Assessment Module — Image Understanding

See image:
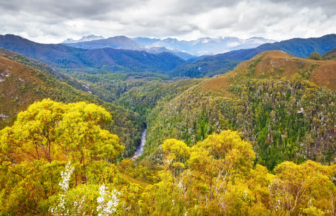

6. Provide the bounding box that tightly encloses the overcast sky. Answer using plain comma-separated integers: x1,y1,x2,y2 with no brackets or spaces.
0,0,336,43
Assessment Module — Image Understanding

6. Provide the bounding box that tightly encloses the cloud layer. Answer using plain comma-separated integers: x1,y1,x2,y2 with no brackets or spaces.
0,0,335,43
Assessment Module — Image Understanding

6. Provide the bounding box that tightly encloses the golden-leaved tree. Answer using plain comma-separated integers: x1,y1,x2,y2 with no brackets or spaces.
0,99,127,215
139,130,336,216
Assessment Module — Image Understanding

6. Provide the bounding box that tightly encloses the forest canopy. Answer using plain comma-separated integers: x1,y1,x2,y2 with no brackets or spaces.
0,101,335,215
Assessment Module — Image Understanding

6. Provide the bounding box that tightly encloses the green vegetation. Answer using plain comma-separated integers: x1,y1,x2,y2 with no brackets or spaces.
308,51,322,60
118,79,202,116
322,48,336,60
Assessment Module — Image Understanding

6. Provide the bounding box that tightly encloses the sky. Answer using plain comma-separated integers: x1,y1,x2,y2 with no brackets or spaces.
0,0,336,44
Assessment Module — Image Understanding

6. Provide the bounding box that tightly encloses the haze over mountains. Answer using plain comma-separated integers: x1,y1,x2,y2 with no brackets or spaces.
62,35,276,57
133,36,276,56
62,35,105,44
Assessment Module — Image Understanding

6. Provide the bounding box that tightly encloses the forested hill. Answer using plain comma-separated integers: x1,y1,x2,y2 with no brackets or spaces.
118,50,336,170
0,34,186,73
0,49,143,157
172,34,336,77
323,47,336,60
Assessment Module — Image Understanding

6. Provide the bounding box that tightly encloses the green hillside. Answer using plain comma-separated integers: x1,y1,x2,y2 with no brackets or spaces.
0,49,143,157
323,48,336,60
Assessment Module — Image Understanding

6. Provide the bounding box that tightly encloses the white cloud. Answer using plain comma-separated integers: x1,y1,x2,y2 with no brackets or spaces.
0,0,335,43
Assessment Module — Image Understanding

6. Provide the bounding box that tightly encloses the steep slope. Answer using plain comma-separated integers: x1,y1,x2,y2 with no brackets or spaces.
173,34,336,77
237,50,336,90
121,51,336,169
0,34,186,73
0,49,143,157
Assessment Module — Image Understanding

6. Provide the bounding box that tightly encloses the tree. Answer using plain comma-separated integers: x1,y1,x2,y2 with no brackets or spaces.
0,99,124,214
308,52,322,60
0,99,123,164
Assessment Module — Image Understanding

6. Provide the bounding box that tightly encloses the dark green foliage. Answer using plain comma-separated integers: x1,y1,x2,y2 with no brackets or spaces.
117,79,201,117
322,48,336,60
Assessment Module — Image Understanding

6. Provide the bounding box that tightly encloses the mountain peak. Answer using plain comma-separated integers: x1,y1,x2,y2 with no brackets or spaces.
62,35,104,44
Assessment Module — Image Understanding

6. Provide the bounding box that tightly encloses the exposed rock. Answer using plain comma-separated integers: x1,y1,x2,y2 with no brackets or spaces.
0,113,9,120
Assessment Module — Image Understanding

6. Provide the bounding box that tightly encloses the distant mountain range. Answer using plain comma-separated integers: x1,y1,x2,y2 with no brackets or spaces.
62,35,105,44
0,34,186,73
61,35,275,58
133,36,276,56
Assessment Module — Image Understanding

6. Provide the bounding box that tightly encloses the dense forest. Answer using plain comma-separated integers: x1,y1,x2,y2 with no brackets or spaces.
119,52,336,171
0,101,335,215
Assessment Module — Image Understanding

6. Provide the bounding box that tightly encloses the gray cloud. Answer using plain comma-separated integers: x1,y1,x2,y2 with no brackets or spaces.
0,0,335,43
0,0,149,19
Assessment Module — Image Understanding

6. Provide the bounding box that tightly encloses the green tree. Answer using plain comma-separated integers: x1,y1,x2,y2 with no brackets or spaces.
308,52,322,60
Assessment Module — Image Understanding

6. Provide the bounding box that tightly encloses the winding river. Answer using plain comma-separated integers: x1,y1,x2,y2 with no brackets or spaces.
132,129,147,160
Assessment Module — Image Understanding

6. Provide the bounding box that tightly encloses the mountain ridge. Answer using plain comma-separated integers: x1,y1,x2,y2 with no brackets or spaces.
172,34,336,77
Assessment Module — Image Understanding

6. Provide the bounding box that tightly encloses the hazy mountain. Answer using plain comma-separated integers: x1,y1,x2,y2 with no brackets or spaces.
64,36,144,50
62,35,104,44
132,37,161,46
145,47,194,60
134,36,276,56
0,34,186,73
